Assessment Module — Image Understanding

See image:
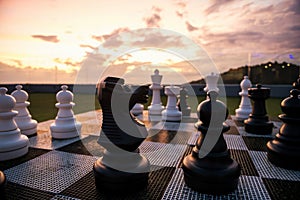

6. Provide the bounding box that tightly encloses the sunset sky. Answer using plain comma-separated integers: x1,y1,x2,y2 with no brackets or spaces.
0,0,299,84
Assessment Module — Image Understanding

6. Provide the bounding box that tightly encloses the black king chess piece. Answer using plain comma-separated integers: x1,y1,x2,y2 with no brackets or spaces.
182,91,241,194
244,84,273,134
93,77,150,193
267,89,300,170
0,170,6,195
177,87,191,116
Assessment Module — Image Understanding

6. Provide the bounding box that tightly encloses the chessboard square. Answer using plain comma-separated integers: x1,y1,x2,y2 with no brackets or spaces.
146,129,192,145
4,151,97,193
224,135,248,150
262,178,300,200
140,141,188,167
237,127,275,138
51,194,80,200
230,149,259,177
80,118,101,136
225,126,240,135
187,131,199,146
57,135,105,157
150,121,196,132
4,181,55,200
242,136,272,152
29,131,88,150
0,147,49,171
249,151,300,181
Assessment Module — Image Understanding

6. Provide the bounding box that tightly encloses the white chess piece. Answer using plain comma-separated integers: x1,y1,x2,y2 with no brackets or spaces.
148,69,164,115
131,103,144,116
235,76,252,121
11,85,37,136
162,85,182,121
204,72,219,93
0,87,29,161
50,85,81,139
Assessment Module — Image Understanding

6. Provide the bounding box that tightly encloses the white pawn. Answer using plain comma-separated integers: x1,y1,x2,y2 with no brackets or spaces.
162,85,182,122
148,69,164,115
204,72,219,93
11,85,37,136
131,103,144,116
50,85,81,139
0,87,29,161
235,76,252,121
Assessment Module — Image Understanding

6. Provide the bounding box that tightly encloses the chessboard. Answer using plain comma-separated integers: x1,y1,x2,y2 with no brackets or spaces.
1,110,299,200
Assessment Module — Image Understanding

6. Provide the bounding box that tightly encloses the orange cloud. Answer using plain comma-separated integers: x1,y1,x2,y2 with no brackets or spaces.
31,35,59,43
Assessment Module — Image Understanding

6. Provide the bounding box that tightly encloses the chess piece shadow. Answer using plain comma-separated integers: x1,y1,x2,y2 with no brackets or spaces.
244,84,273,135
267,89,300,170
182,91,241,194
93,77,150,193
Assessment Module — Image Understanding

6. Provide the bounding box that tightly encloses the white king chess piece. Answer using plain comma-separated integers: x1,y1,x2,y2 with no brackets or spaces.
148,69,164,115
162,85,182,122
11,85,37,136
235,76,252,121
204,72,220,93
0,87,29,161
50,85,81,139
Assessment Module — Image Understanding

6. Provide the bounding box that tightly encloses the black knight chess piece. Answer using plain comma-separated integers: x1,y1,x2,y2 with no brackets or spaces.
267,89,300,170
182,91,241,194
0,170,6,195
177,87,191,116
93,77,150,193
244,84,273,135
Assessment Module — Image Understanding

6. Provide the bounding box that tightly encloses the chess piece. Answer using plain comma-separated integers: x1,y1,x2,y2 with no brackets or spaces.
162,85,182,122
292,75,300,90
182,91,240,194
177,87,191,116
131,103,144,116
148,69,164,115
267,89,300,170
50,85,81,139
235,76,252,121
93,77,150,193
204,72,219,93
244,84,273,135
0,87,29,161
11,85,37,136
0,171,6,194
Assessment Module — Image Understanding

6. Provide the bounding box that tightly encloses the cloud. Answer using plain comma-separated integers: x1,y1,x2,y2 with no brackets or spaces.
185,21,198,32
53,58,81,67
79,44,98,51
31,35,59,43
92,27,130,42
143,6,162,28
10,59,22,67
174,0,188,18
205,0,235,15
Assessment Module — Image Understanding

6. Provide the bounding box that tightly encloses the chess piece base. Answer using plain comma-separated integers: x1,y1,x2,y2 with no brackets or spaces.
162,110,182,122
0,171,6,195
244,116,273,135
50,122,81,139
14,116,37,136
235,108,252,121
182,154,240,194
93,158,149,193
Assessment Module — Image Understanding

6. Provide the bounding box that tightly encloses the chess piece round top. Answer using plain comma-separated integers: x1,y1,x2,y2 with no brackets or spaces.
56,85,73,103
292,75,300,90
11,85,28,103
151,69,162,85
240,76,252,90
165,85,180,95
0,87,16,112
248,84,270,99
280,89,300,117
197,90,228,126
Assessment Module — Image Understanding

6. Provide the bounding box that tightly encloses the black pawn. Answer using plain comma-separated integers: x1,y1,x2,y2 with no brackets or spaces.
244,84,273,134
0,171,6,195
177,87,191,116
182,91,241,194
93,77,150,193
267,89,300,170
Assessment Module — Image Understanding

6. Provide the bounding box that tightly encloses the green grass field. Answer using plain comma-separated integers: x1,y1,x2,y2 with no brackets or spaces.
27,93,283,122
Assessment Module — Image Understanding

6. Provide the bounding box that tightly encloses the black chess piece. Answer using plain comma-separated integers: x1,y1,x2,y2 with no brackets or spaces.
182,91,241,194
292,75,300,90
93,77,150,193
0,171,6,195
177,87,191,116
267,89,300,170
244,84,273,135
